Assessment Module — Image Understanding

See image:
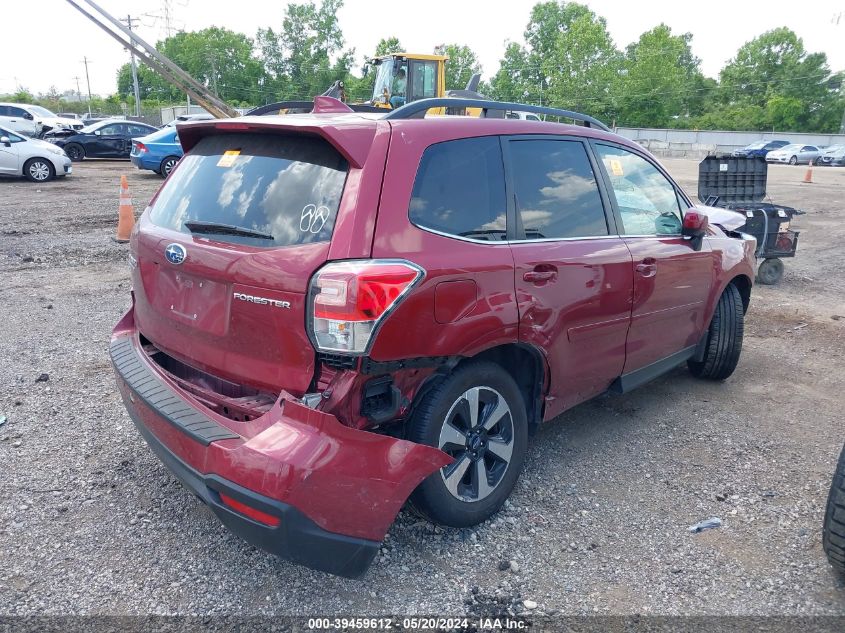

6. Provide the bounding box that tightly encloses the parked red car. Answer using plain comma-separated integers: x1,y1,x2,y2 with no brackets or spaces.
111,97,756,576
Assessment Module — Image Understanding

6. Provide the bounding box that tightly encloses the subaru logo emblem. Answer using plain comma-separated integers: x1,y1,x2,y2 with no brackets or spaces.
164,243,186,265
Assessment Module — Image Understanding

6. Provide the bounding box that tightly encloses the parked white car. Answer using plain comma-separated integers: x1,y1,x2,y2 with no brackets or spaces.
0,125,72,182
0,103,83,138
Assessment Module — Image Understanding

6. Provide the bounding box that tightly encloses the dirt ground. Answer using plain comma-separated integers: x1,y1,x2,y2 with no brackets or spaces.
1,156,844,617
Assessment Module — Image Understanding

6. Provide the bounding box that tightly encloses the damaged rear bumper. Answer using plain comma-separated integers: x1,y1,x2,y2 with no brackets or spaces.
110,308,450,577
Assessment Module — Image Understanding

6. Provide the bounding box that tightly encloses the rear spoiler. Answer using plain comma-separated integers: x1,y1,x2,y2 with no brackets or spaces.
176,114,379,169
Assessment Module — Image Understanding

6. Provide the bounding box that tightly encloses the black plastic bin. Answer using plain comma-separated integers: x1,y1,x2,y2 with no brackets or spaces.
697,155,800,285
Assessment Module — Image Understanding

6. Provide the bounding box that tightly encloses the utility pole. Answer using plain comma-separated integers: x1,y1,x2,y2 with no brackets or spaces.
82,56,93,116
73,76,82,102
207,52,219,97
122,15,142,118
835,14,845,133
162,0,174,37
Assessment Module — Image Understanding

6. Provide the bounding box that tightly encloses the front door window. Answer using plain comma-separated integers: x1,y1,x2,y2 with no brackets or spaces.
594,144,683,236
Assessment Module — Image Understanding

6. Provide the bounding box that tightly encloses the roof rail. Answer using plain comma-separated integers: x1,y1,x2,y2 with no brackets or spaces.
384,98,611,132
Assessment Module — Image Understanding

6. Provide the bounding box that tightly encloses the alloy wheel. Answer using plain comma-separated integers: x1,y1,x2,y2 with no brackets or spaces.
438,386,514,502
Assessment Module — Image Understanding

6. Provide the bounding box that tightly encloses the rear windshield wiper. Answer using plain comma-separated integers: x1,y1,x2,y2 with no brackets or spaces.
458,229,507,241
184,221,274,240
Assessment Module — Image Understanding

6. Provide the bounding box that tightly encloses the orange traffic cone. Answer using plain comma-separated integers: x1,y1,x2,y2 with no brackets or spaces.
114,175,135,243
802,160,814,184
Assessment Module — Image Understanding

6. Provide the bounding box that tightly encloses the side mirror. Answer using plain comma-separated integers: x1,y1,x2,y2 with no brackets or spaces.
1,136,10,147
682,210,708,251
94,130,101,136
23,112,34,120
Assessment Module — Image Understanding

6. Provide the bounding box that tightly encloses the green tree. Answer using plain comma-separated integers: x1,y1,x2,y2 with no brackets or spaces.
538,3,621,120
617,24,707,127
488,42,532,102
257,0,351,100
116,63,161,100
443,44,482,90
117,27,266,104
490,2,621,119
374,36,403,57
717,27,839,131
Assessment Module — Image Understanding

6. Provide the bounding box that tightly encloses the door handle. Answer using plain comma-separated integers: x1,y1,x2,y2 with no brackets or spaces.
523,270,557,283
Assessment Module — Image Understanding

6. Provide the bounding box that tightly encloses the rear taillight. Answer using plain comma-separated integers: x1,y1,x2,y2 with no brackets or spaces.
308,260,424,355
134,142,147,153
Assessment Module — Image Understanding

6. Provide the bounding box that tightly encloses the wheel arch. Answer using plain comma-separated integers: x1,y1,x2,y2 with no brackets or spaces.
403,343,547,436
729,274,752,314
160,154,180,170
462,343,547,433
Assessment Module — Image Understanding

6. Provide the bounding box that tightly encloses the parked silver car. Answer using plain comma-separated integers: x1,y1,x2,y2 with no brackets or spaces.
0,125,72,182
819,146,845,167
765,143,821,165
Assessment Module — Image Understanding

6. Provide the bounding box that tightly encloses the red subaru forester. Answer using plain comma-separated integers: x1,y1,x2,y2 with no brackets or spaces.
111,97,756,576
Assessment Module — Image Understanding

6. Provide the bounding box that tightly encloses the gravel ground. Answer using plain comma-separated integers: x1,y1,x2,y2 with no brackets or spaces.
1,158,844,616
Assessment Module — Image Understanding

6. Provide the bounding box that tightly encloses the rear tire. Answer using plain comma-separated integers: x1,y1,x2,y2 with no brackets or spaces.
823,441,845,576
756,258,784,285
160,155,179,178
688,283,744,380
23,158,55,183
407,361,528,527
65,143,85,162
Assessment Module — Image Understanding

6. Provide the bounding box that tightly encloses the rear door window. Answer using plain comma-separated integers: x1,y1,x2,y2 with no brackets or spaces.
127,124,151,136
408,136,506,241
508,139,608,240
149,133,348,248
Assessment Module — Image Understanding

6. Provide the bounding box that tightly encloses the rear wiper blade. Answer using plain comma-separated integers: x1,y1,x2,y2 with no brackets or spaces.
458,229,507,240
184,221,274,240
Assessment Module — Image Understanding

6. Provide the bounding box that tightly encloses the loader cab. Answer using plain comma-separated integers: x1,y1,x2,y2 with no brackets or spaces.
368,53,447,110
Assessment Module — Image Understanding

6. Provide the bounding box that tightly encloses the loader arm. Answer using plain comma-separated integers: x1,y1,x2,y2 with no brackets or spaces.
64,0,239,119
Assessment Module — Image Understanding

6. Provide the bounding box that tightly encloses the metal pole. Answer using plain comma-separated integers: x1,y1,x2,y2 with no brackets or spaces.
66,0,237,118
82,56,93,116
127,15,142,118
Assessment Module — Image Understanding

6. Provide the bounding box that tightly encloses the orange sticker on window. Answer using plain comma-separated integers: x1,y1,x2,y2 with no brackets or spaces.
216,150,240,167
609,158,624,176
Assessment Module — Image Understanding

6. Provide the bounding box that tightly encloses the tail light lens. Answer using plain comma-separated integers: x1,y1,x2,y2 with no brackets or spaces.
134,142,147,153
308,260,424,354
219,493,280,527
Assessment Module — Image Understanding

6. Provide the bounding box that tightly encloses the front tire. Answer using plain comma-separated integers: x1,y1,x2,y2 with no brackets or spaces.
65,143,85,162
823,441,845,576
688,283,744,380
789,156,798,165
408,361,528,527
23,158,55,183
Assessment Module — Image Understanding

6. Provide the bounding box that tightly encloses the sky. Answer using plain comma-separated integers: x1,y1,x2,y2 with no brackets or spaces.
2,0,843,98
